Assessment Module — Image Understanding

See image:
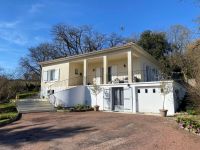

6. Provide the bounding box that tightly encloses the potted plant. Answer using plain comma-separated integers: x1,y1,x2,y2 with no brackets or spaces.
90,83,102,111
159,81,172,117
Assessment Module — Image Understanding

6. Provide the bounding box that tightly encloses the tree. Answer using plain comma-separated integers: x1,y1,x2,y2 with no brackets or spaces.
0,68,26,101
52,24,107,55
175,39,200,111
90,83,102,107
21,24,126,80
107,33,126,47
167,24,191,54
20,43,61,80
160,81,173,110
137,30,171,60
186,40,200,82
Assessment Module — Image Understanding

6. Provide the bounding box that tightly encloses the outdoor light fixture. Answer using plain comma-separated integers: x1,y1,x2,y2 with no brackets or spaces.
124,64,126,68
93,68,95,72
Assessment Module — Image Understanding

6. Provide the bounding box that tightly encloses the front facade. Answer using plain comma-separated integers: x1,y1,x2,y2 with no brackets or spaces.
40,43,185,116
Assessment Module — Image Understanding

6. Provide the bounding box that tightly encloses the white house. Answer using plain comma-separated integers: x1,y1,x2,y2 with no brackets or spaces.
40,43,185,116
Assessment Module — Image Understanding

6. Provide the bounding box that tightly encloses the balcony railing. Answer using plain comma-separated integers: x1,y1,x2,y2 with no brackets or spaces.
47,70,173,90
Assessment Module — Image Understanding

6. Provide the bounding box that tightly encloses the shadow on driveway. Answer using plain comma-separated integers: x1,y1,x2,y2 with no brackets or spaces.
0,125,97,148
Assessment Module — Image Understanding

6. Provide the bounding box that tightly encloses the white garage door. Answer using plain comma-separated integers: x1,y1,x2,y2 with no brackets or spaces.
137,87,162,113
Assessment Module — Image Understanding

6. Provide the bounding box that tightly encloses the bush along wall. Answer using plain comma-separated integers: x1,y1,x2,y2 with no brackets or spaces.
56,104,93,112
176,116,200,135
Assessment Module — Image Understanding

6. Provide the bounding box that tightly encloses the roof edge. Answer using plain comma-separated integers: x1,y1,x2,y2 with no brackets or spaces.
39,42,134,66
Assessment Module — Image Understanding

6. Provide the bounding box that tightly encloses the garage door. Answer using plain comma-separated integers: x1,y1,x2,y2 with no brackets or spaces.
136,87,162,113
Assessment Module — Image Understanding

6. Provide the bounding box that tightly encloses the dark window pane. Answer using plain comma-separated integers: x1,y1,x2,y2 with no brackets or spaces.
138,89,140,93
145,89,148,93
153,89,156,93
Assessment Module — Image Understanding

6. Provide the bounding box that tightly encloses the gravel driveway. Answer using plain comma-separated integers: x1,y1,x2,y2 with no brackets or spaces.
0,112,200,150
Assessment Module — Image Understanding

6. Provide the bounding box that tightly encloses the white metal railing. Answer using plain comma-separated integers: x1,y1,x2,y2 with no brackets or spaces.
46,70,179,90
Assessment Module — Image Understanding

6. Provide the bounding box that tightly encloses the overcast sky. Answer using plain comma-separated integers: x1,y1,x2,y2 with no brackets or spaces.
0,0,199,70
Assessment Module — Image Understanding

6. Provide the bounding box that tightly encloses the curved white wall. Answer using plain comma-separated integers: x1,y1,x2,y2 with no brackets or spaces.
53,86,86,107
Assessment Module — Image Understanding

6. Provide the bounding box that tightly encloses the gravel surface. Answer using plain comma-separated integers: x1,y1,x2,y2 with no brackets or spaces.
0,112,200,150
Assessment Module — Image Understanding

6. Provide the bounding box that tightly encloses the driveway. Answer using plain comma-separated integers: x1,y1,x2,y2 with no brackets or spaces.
0,112,200,150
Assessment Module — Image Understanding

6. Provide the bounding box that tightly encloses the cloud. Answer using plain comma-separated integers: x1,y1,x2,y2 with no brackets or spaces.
29,3,44,13
0,29,27,45
0,21,20,28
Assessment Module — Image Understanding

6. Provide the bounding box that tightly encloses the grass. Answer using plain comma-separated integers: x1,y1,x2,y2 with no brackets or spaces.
0,102,16,109
0,118,9,123
0,102,19,124
0,103,17,113
0,112,18,120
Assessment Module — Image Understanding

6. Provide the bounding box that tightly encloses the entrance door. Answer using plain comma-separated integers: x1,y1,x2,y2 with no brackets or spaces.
112,87,124,111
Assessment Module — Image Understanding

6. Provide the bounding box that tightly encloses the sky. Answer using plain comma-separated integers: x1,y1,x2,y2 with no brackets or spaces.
0,0,199,70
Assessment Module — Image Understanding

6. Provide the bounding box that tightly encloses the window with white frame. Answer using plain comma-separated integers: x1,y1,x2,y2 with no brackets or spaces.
43,69,59,82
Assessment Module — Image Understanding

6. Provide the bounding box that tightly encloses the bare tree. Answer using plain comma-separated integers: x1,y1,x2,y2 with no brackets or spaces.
20,24,127,80
167,24,191,54
20,43,61,80
107,33,126,47
52,24,108,55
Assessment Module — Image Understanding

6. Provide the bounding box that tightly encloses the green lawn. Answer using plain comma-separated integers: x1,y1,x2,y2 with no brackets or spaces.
0,103,18,124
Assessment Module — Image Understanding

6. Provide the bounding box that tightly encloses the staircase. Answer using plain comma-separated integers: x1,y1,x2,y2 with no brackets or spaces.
16,99,56,113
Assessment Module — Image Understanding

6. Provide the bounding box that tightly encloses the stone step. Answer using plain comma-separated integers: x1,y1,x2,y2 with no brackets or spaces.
18,109,56,113
17,103,53,106
17,106,54,109
17,99,55,113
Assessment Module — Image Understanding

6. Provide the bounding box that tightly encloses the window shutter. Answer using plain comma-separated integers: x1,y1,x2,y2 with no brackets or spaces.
55,69,60,81
43,71,48,82
47,71,50,81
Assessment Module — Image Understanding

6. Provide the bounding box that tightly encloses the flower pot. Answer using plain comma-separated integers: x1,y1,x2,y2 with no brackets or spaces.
159,109,168,117
94,105,99,111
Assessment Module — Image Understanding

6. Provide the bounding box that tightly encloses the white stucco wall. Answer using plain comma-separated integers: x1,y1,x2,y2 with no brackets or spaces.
85,81,178,116
50,81,185,116
52,86,86,107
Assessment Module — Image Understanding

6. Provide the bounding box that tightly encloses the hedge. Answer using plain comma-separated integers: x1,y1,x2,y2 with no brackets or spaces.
16,91,39,99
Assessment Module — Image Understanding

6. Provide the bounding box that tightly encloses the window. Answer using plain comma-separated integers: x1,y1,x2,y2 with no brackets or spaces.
49,70,55,81
153,89,156,93
138,89,140,93
146,66,150,81
108,67,112,82
43,69,59,82
145,89,148,93
152,69,155,81
161,88,164,93
75,69,79,75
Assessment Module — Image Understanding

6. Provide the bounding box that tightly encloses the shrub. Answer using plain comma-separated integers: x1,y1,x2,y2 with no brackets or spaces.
57,105,64,110
74,104,93,112
176,116,200,134
56,104,93,112
186,108,197,115
16,91,39,99
0,112,18,120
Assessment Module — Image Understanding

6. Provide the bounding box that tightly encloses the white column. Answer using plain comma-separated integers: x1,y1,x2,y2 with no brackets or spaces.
66,62,70,87
83,59,87,85
127,51,133,83
103,56,108,84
